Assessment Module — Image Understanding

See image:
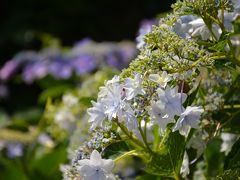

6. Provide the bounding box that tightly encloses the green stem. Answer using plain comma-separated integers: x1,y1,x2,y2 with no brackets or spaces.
115,120,146,149
224,104,240,109
158,130,169,149
138,121,153,153
0,129,38,143
114,150,138,162
205,12,219,25
191,54,226,68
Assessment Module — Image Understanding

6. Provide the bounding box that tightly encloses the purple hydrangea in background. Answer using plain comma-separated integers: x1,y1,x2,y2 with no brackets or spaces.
70,54,97,75
105,42,137,70
6,142,23,158
49,59,72,79
0,60,19,81
0,39,137,83
22,61,49,83
73,38,92,48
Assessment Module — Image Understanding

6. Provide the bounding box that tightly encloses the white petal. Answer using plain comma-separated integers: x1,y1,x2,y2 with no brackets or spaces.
78,159,91,166
84,172,106,180
90,150,102,164
78,165,95,177
102,159,114,172
149,74,160,83
179,125,191,137
180,93,187,103
106,174,116,180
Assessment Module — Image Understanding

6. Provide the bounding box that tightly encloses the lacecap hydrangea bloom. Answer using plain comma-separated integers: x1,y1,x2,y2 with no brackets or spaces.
63,0,240,179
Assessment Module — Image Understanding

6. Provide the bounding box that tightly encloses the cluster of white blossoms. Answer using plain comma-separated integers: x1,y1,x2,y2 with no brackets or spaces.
173,0,240,41
78,71,204,179
54,93,79,131
87,74,142,131
67,1,240,179
88,71,204,137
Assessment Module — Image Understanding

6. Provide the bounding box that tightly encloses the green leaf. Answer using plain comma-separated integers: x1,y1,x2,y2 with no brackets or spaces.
220,109,240,133
217,168,240,180
183,81,201,107
36,75,73,89
145,131,185,178
102,141,129,159
233,17,240,34
79,97,96,107
11,107,43,126
0,157,28,180
208,40,228,52
152,125,161,151
205,138,224,177
135,174,165,180
0,111,9,128
30,146,67,179
38,85,71,103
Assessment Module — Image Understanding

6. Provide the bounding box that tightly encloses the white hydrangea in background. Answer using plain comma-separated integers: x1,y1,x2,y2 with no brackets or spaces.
54,108,75,131
62,93,79,107
181,152,190,178
220,132,239,155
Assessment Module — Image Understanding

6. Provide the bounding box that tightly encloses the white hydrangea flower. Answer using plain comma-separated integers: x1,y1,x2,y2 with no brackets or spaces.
62,93,78,107
118,103,137,131
106,75,120,85
77,150,115,180
189,18,221,40
157,86,187,117
124,73,145,100
173,17,193,39
173,106,204,137
147,101,175,131
149,71,171,88
187,130,207,159
54,108,75,131
89,76,137,131
103,85,137,130
98,75,120,100
102,83,126,120
220,132,239,155
87,101,106,130
181,152,190,178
